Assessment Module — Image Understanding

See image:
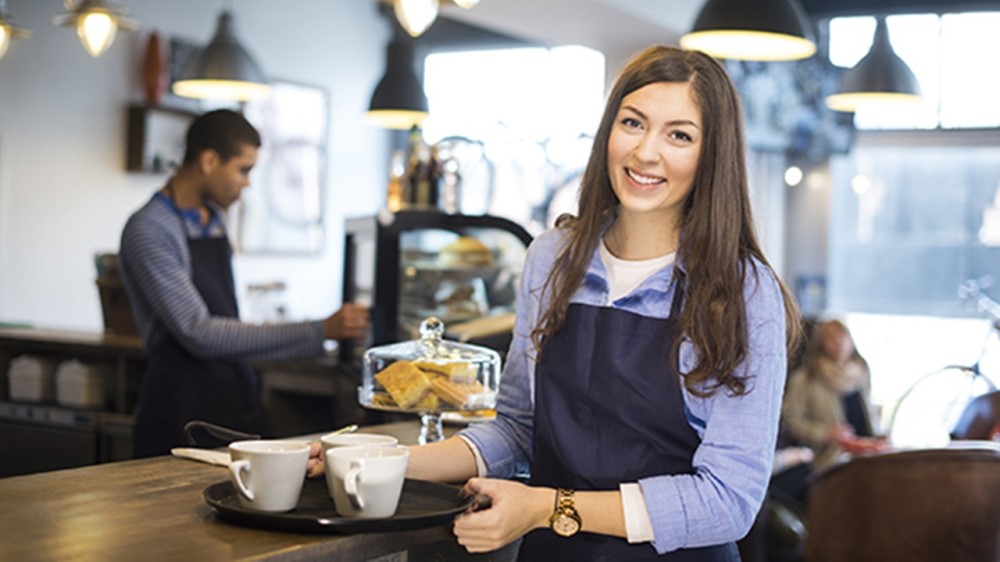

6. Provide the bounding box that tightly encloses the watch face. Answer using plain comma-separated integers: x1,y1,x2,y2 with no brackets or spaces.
552,513,581,537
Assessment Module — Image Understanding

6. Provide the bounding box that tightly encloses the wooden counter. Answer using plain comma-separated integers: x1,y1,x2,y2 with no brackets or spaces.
0,421,514,561
0,327,369,476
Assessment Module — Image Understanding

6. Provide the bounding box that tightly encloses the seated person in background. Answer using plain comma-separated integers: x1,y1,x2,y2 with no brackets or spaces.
782,319,888,471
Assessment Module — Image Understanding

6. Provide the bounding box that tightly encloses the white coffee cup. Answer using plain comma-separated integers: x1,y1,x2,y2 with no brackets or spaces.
228,440,309,512
320,432,398,454
325,445,409,518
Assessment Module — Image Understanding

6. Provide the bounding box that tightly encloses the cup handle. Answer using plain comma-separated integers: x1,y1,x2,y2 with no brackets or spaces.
344,460,364,511
229,459,255,502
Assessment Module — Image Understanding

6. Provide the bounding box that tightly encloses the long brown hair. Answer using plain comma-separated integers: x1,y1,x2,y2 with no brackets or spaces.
531,45,802,397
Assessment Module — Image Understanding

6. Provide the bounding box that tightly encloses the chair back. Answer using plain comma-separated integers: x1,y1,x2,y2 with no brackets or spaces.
951,390,1000,440
805,447,1000,562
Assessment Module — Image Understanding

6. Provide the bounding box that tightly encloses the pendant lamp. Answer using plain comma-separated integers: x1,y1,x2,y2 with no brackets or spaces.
172,11,270,102
0,0,31,61
395,0,439,37
680,0,816,61
367,26,429,130
392,0,480,38
825,17,921,113
53,0,137,58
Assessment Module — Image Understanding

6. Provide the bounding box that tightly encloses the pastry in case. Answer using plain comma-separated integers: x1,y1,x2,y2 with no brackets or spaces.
359,317,501,416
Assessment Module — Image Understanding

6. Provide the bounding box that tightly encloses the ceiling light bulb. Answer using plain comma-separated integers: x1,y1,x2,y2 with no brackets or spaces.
394,0,439,37
784,165,803,187
53,0,137,58
452,0,479,8
0,25,9,59
0,2,31,61
78,10,116,57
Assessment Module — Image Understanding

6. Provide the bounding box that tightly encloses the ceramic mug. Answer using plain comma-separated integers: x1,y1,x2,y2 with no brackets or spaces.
325,445,409,518
228,440,309,512
319,432,398,455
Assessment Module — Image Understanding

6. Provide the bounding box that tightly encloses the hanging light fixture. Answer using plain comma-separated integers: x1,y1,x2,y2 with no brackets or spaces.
680,0,816,61
53,0,138,58
394,0,439,37
172,11,270,102
391,0,480,38
367,25,428,130
825,16,921,113
0,0,31,61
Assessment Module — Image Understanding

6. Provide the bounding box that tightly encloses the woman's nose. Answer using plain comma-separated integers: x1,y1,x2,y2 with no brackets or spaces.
634,131,660,163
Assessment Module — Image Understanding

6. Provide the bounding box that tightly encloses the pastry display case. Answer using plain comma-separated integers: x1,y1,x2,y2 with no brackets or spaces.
358,317,501,443
341,209,533,364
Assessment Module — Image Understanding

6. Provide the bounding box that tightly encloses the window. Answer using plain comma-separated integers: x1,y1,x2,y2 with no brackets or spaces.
422,46,605,233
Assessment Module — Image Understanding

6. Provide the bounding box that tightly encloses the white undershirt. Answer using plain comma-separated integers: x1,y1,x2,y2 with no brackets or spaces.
598,240,676,305
456,241,678,544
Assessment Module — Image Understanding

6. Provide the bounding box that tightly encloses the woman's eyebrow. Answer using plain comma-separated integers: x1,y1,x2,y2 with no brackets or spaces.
621,105,700,130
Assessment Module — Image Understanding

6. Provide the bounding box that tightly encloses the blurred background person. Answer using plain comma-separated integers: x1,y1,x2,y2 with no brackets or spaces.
782,319,887,472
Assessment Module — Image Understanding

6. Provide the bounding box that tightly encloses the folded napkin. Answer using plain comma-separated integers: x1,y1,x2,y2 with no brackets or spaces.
171,448,230,467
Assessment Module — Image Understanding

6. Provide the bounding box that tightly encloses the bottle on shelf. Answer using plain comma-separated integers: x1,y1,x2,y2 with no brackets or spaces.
386,150,405,212
402,125,425,207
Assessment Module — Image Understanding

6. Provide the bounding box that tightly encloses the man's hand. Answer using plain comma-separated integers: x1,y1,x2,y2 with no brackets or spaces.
323,303,370,340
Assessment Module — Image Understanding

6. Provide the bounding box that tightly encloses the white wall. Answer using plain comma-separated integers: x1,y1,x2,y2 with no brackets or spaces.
0,0,389,329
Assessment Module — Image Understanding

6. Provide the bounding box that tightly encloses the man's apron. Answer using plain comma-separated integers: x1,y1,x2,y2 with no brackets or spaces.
133,226,269,458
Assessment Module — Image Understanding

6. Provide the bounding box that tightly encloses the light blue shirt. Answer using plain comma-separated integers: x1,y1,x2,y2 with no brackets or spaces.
459,226,789,554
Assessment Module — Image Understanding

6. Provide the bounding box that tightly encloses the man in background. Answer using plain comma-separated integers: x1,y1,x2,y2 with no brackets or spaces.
120,109,368,457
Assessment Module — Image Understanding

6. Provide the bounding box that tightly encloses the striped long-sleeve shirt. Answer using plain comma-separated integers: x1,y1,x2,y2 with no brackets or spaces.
119,193,326,361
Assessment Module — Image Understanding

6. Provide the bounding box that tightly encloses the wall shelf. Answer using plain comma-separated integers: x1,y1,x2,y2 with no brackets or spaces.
125,104,198,173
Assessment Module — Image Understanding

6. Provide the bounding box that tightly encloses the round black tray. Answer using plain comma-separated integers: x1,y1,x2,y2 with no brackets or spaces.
204,477,472,534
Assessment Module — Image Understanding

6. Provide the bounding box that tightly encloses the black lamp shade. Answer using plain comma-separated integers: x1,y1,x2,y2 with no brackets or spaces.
681,0,817,61
172,11,269,101
367,34,429,130
826,18,921,112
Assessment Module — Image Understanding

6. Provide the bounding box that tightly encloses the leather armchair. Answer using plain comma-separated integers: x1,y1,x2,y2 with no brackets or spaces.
805,447,1000,562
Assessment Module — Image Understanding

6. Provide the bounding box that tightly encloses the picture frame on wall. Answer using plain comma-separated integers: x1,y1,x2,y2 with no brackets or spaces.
233,81,329,255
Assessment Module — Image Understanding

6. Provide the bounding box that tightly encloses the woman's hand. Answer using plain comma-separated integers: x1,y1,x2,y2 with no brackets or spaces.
306,441,325,478
453,478,554,553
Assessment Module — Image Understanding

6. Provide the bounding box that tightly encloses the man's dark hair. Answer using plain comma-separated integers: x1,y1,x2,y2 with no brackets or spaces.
182,109,261,165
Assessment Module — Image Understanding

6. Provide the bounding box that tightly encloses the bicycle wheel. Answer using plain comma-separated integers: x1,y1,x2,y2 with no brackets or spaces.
886,366,997,449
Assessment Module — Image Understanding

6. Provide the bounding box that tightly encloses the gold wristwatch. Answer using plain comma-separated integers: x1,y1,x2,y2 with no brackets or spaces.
548,488,582,537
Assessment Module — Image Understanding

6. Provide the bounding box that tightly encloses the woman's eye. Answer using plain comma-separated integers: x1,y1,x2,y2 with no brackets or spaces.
620,117,641,129
670,130,693,142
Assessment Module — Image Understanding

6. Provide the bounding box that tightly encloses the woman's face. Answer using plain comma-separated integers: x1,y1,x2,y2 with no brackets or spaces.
606,81,703,227
822,325,854,363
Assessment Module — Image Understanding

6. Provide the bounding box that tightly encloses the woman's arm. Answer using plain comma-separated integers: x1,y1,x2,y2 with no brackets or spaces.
781,370,834,447
406,437,478,484
638,264,789,553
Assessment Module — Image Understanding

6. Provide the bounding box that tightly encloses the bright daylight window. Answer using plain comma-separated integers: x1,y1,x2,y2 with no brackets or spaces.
829,12,1000,130
422,46,605,233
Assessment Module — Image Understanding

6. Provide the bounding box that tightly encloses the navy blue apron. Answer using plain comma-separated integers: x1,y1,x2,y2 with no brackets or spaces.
133,206,269,458
519,283,740,561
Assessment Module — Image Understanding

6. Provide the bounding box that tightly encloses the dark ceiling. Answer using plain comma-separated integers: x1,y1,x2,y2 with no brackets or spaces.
801,0,1000,18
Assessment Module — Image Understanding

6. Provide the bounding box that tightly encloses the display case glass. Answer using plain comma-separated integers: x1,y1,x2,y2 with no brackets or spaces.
341,210,533,363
